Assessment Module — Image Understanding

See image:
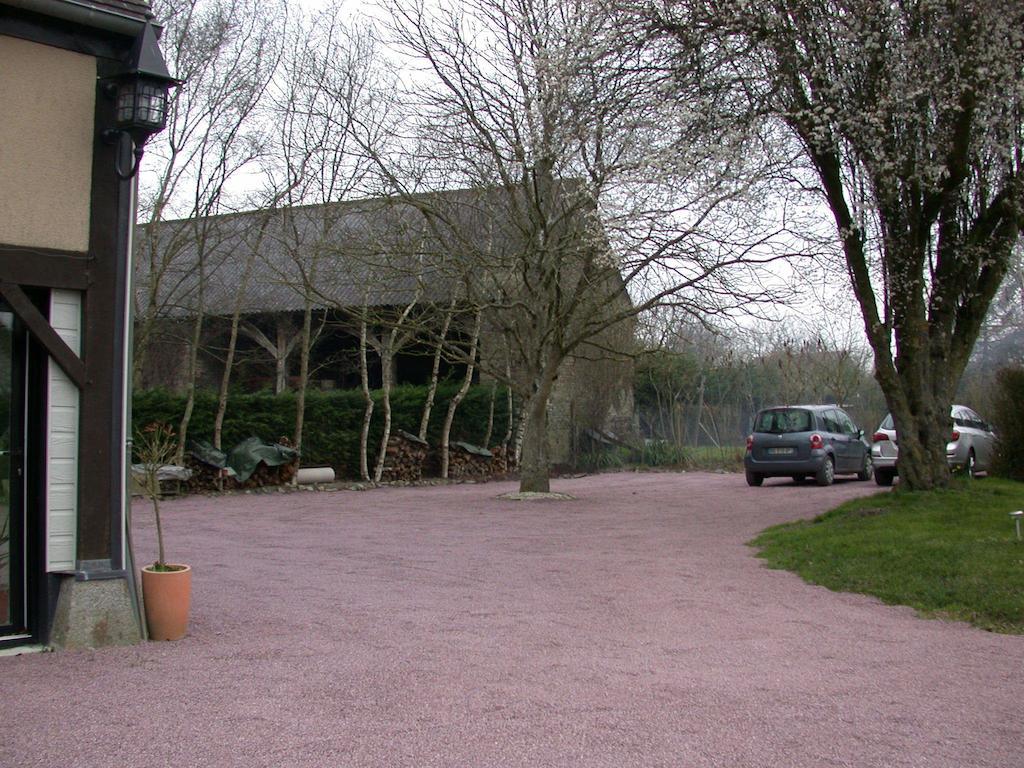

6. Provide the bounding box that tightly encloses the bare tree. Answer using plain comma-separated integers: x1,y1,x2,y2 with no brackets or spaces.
133,0,284,467
438,309,483,478
360,0,793,492
136,0,284,390
255,5,390,459
357,308,374,481
418,300,456,441
653,0,1024,489
212,226,260,449
370,298,421,481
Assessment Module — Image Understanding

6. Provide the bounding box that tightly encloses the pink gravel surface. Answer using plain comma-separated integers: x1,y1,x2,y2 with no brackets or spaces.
3,472,1022,767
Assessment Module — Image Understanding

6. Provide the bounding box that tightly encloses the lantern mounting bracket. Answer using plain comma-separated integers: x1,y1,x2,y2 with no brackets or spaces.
102,128,148,181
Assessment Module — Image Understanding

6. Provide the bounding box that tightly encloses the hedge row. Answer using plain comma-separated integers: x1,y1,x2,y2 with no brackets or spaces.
132,383,513,478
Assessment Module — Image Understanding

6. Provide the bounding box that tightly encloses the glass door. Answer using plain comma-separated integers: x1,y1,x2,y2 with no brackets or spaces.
0,307,24,635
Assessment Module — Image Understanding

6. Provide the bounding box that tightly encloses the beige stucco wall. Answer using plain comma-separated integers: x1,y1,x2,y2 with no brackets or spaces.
0,35,95,252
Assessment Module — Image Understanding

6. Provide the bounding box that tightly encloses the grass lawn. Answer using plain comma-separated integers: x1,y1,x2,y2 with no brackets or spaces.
750,477,1024,633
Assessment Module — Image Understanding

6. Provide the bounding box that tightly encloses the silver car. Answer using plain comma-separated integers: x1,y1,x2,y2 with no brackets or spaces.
871,405,997,486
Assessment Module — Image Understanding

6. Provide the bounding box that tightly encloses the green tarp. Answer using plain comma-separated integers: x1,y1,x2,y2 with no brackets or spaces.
452,440,493,458
190,437,299,483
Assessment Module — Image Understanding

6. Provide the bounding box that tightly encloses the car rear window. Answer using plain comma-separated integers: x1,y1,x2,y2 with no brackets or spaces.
881,414,894,430
754,408,813,434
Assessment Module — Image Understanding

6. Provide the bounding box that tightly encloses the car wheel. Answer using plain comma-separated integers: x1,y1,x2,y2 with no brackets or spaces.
875,468,894,487
815,456,835,487
745,470,764,487
857,455,874,481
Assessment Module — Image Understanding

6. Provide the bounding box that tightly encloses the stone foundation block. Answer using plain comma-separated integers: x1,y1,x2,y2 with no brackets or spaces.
49,575,141,650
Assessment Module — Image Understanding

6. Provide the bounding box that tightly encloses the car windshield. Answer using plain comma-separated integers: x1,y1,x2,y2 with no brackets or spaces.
755,408,812,434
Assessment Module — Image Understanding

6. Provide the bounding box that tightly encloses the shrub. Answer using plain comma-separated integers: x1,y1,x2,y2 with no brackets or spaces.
577,445,631,471
638,440,690,467
992,367,1024,481
132,384,513,479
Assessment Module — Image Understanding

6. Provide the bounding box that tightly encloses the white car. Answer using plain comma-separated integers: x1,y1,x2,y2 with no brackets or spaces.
871,405,997,486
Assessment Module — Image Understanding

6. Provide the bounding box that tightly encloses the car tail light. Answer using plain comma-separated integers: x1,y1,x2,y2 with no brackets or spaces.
951,430,960,442
872,432,889,443
809,433,824,450
746,435,753,452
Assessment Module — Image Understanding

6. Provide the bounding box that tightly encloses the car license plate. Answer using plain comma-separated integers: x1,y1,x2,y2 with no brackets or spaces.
767,447,794,455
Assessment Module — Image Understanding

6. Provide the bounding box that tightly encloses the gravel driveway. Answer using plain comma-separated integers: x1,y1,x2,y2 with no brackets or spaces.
3,472,1021,767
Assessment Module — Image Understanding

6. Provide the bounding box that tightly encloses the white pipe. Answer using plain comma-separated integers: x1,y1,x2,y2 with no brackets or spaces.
296,467,335,485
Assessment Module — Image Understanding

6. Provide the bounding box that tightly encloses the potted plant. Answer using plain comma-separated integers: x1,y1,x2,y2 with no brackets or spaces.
135,422,191,641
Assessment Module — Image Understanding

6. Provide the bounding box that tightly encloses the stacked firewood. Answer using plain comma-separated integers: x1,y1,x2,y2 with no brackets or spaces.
259,459,298,487
380,430,430,482
490,445,515,475
446,441,496,479
183,456,299,492
183,457,221,493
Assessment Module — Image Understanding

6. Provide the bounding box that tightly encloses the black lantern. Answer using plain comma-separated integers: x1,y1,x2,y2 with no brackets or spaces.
103,21,180,179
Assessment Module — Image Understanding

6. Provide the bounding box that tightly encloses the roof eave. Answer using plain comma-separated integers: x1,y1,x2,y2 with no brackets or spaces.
5,0,155,37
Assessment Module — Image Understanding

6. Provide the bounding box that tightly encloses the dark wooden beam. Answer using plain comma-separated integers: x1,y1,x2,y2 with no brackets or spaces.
0,244,91,290
0,280,88,389
78,59,131,565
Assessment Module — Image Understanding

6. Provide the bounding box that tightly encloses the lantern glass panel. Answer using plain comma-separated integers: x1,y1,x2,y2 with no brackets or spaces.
137,82,166,126
115,80,167,131
116,84,136,124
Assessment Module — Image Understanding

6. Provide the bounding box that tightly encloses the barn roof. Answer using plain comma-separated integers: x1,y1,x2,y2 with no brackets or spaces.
133,188,508,319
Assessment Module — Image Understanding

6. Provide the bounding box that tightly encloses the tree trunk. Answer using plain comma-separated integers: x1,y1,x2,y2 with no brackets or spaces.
213,243,260,450
694,372,706,447
518,363,559,493
175,239,206,466
214,315,241,452
502,341,515,452
275,321,291,394
293,301,314,460
483,379,497,448
358,316,373,482
175,312,204,466
372,297,418,482
513,408,526,468
372,338,394,483
418,305,454,441
440,312,482,478
504,384,514,448
518,388,553,493
884,379,956,489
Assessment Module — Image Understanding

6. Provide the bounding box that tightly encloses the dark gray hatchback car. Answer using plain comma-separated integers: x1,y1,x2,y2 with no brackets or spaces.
744,405,873,486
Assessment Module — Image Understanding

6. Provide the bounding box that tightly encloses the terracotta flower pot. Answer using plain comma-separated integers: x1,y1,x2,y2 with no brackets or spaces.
141,564,192,641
